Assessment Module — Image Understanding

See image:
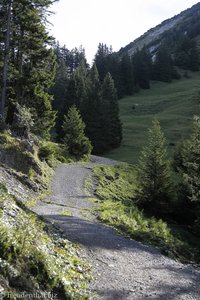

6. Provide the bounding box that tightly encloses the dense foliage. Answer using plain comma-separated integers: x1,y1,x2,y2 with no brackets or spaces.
134,117,200,236
0,0,57,138
137,120,174,213
94,38,199,98
174,116,200,235
0,0,199,279
50,4,200,155
52,45,122,154
62,105,92,159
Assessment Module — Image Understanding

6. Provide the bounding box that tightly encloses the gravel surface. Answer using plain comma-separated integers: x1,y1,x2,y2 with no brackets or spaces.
33,156,200,300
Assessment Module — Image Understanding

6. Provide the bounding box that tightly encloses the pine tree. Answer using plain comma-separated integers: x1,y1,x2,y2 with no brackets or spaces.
118,54,134,97
68,60,88,110
82,64,103,153
62,105,92,159
174,37,199,71
0,0,12,119
152,45,178,82
101,72,122,149
175,116,200,234
181,116,200,203
189,41,199,71
137,120,173,212
94,43,112,81
1,0,57,138
133,48,151,89
51,59,68,114
56,60,89,140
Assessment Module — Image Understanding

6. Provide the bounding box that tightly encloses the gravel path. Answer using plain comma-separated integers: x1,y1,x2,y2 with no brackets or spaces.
33,156,200,300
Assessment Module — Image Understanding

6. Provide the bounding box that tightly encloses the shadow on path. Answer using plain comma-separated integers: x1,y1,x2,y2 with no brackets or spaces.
34,159,200,300
46,214,163,254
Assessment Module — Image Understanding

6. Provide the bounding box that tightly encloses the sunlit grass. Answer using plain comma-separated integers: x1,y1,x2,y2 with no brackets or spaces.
90,165,200,265
105,72,200,164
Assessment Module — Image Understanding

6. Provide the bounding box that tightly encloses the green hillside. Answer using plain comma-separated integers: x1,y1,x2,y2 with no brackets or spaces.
105,72,200,164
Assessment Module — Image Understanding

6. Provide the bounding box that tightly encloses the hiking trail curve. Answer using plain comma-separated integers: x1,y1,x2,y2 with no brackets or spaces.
33,156,200,300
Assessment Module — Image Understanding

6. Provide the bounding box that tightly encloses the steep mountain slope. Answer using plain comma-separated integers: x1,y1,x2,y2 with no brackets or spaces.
119,2,200,57
101,2,200,164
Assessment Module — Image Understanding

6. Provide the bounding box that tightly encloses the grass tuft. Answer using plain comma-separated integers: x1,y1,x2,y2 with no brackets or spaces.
0,187,91,298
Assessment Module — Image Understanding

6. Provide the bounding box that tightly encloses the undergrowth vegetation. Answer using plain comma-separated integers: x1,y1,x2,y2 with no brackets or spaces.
0,130,54,188
0,184,91,299
0,130,79,191
90,165,200,265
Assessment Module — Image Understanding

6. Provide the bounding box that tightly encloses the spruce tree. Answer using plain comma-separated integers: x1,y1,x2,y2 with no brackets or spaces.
60,61,88,140
0,0,12,119
152,45,178,82
94,43,112,81
174,116,200,233
137,120,173,212
101,72,122,149
118,54,134,97
132,48,151,89
82,64,103,153
174,37,199,71
62,105,92,159
189,41,199,71
68,60,88,110
1,0,57,137
181,116,200,203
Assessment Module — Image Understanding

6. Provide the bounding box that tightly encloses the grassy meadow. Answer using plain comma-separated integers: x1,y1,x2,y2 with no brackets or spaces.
105,72,200,164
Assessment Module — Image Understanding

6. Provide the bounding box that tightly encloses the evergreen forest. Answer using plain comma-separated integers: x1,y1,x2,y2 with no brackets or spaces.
0,0,200,298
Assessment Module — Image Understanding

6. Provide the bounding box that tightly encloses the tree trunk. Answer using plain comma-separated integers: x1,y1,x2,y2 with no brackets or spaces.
0,0,12,119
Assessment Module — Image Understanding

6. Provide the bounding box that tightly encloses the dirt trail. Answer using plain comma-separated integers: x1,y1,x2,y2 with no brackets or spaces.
33,156,200,300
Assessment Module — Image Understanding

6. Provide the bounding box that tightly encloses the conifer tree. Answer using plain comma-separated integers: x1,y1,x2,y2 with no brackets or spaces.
68,60,88,110
101,72,122,149
0,0,12,119
55,61,89,140
132,48,151,89
181,116,200,203
174,116,200,233
62,105,92,159
174,37,199,71
52,59,68,113
189,41,199,71
1,0,57,137
118,54,134,97
152,45,178,82
82,64,103,153
94,43,112,81
137,120,173,212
